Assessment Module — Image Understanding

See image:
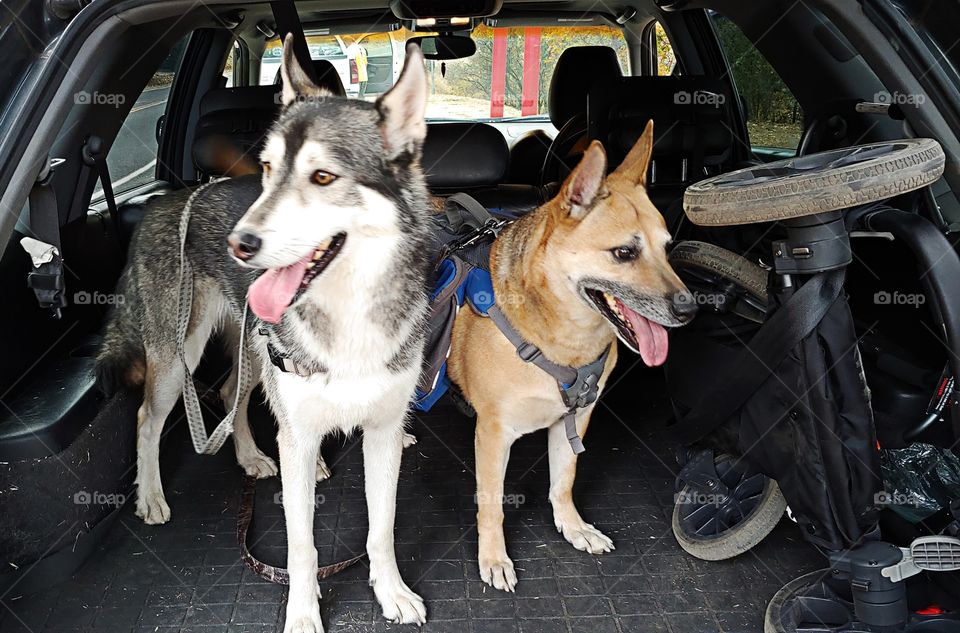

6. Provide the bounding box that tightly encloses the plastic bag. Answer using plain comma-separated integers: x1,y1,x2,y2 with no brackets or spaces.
880,443,960,523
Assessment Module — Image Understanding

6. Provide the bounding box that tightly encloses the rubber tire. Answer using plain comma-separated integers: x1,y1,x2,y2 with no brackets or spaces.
670,240,769,302
763,569,835,633
672,461,788,562
684,138,945,226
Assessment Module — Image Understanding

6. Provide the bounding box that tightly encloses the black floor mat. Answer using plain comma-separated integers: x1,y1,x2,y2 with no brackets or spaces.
0,373,818,632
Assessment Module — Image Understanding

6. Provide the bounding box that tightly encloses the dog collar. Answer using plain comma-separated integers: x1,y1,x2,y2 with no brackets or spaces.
266,341,316,377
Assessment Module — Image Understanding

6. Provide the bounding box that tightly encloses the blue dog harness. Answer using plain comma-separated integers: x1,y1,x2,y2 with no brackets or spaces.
415,258,611,455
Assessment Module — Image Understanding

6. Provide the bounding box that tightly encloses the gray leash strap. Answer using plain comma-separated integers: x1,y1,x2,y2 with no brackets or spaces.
488,305,608,455
177,187,251,455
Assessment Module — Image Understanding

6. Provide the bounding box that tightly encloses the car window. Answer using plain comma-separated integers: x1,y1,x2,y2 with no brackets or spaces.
710,12,803,153
655,22,677,76
94,37,188,200
255,25,628,123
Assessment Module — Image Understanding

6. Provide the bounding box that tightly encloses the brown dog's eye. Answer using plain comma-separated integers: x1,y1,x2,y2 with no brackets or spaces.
261,162,271,176
611,246,639,262
312,170,337,186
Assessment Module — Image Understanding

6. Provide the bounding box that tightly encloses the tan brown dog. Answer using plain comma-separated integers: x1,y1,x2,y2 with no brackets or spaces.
447,122,696,591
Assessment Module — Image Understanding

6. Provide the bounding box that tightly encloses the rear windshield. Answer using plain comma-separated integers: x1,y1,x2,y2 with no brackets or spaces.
258,24,629,123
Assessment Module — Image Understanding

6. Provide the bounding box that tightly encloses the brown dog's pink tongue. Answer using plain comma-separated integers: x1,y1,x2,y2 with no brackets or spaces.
616,299,669,367
248,255,311,324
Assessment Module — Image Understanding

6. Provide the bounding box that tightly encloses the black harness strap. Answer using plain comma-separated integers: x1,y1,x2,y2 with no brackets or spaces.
488,304,610,454
672,270,844,442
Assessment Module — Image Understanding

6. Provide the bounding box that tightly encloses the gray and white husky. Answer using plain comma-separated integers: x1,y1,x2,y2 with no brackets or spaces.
96,38,433,631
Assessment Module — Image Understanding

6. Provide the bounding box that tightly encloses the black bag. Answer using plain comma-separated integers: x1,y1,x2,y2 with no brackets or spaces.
667,268,882,551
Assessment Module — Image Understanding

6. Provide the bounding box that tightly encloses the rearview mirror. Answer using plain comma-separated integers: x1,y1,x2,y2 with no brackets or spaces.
408,35,476,60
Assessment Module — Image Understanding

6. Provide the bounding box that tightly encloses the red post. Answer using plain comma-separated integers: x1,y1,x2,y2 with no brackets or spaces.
521,27,542,117
490,28,507,118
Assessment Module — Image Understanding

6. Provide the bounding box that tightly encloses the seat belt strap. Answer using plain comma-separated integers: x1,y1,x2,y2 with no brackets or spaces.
82,136,121,238
23,158,68,318
271,0,317,83
444,192,495,232
672,270,844,442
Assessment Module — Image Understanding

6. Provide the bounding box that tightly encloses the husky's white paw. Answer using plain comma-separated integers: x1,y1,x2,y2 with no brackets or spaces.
283,614,324,633
372,579,426,625
557,519,614,554
316,456,332,482
238,450,278,479
135,490,171,525
402,432,417,448
479,555,517,592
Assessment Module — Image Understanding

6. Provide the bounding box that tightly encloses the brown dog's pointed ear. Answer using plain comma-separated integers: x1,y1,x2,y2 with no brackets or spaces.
376,44,428,160
613,120,654,187
559,141,608,220
280,34,325,105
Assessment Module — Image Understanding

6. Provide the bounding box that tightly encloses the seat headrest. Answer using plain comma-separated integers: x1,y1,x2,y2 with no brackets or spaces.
193,85,280,176
273,59,347,97
422,123,509,190
548,46,621,128
588,76,734,172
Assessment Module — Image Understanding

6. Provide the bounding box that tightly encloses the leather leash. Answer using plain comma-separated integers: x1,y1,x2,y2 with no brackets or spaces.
237,476,366,584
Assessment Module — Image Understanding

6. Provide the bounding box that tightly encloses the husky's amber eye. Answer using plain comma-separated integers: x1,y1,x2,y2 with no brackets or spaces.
261,162,271,176
611,246,639,262
312,170,337,186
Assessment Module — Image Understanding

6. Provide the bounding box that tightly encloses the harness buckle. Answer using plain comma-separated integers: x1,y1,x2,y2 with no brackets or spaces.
517,342,542,363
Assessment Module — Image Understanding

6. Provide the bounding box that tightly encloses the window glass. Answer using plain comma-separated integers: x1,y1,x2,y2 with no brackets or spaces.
95,37,188,199
655,22,677,76
711,12,803,151
257,25,628,122
222,41,237,87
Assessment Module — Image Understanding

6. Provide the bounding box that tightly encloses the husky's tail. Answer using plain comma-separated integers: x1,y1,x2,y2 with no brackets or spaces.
94,275,146,396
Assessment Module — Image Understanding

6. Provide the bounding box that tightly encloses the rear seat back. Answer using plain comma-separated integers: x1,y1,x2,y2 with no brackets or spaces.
587,75,736,232
423,122,546,219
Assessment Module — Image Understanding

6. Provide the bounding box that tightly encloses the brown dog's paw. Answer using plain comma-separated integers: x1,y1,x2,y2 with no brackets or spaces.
479,556,518,592
558,520,614,555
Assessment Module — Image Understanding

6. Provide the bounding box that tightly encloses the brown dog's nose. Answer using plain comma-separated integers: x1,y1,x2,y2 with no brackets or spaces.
228,231,262,261
670,291,698,322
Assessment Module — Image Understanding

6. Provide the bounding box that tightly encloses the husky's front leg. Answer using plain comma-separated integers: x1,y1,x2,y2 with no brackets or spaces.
363,417,426,625
278,424,324,633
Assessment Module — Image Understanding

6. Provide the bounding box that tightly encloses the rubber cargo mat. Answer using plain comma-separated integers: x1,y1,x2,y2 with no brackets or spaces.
0,378,817,632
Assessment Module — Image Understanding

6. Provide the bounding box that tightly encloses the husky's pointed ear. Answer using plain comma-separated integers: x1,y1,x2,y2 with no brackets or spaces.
280,34,323,106
376,44,428,160
558,141,608,220
612,120,654,187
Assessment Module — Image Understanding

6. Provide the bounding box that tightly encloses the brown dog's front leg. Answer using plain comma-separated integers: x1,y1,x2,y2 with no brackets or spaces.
547,412,614,555
475,417,518,592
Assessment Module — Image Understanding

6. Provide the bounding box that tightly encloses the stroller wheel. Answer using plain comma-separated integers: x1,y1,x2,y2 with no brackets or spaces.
672,453,787,561
764,568,960,632
684,138,945,226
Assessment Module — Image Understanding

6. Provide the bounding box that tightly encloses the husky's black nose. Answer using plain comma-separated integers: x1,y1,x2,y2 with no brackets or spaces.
670,291,698,322
228,231,262,261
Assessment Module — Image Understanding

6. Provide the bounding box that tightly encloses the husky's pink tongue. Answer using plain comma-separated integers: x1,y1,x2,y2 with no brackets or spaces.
248,254,312,324
616,298,669,367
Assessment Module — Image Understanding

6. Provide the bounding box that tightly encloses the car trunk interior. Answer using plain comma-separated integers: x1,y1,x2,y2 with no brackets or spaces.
1,0,960,632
